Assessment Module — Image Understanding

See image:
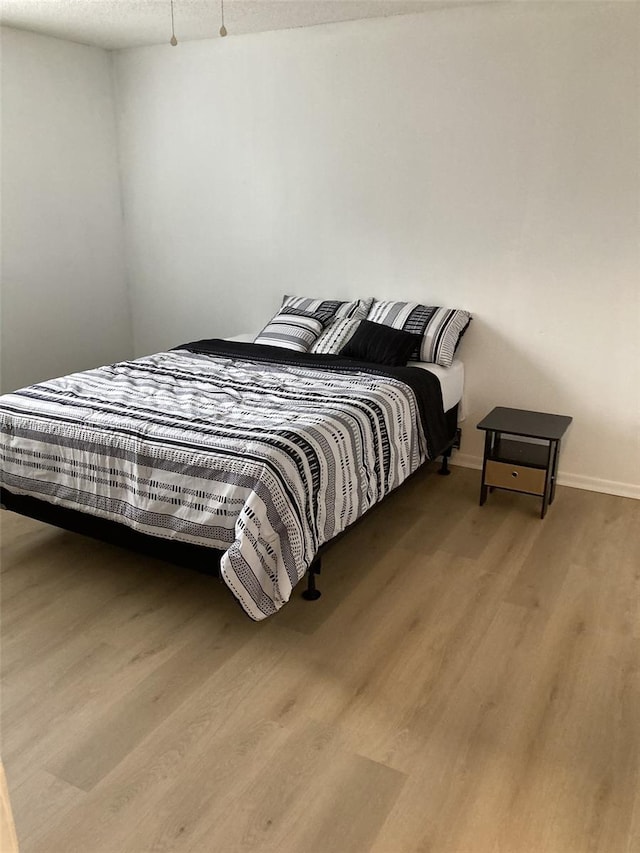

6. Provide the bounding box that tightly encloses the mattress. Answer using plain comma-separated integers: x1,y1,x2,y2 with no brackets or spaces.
227,333,465,413
407,360,464,414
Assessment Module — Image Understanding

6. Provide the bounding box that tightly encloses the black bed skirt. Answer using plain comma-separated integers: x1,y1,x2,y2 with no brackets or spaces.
1,405,459,577
1,488,224,576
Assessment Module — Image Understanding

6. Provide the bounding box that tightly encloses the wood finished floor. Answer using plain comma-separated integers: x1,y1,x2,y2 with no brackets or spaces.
1,466,639,853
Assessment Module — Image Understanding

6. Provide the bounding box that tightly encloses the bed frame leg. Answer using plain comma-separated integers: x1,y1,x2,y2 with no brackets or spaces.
302,557,322,601
438,446,453,476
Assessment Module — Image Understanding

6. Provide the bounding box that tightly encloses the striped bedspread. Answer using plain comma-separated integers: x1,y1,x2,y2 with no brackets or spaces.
0,341,446,619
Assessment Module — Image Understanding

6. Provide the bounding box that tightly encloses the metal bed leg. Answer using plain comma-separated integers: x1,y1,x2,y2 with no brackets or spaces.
302,557,322,601
438,447,452,476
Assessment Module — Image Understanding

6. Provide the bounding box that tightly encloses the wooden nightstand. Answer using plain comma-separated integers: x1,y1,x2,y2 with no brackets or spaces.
477,407,572,519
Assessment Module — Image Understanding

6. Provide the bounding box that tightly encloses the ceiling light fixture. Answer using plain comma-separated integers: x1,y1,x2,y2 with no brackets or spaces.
170,0,178,45
220,0,228,37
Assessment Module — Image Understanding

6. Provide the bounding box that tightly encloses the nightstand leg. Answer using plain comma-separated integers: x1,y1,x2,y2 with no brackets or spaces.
479,432,492,506
550,440,560,504
540,441,555,519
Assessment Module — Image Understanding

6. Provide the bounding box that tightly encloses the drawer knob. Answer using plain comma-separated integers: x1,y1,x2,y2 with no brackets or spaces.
511,471,518,478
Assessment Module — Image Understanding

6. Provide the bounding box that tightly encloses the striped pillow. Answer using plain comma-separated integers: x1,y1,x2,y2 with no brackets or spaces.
311,317,361,355
366,301,471,367
309,297,373,354
254,310,325,352
282,295,373,322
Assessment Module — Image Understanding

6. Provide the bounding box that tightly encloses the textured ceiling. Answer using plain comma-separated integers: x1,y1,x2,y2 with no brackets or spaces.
0,0,489,50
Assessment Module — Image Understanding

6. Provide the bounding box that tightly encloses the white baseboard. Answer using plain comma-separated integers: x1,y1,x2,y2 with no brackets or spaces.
450,452,483,471
555,472,640,500
450,453,640,500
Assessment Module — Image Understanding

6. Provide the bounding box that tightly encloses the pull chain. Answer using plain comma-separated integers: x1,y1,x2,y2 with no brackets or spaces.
170,0,178,45
220,0,228,37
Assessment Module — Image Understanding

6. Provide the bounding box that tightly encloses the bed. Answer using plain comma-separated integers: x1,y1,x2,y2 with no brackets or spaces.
0,300,469,619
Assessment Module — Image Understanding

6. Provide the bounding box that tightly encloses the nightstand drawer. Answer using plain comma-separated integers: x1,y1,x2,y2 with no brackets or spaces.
485,460,545,495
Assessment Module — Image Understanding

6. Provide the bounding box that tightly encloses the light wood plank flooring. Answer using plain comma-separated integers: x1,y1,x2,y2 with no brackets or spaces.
1,466,639,852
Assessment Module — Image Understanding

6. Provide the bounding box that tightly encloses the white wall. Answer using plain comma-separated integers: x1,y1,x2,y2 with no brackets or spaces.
113,1,639,497
0,27,132,392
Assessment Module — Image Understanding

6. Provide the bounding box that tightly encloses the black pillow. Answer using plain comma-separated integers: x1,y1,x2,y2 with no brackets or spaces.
340,320,421,367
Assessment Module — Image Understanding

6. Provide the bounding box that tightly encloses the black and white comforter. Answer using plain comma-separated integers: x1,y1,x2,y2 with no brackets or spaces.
0,340,448,619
